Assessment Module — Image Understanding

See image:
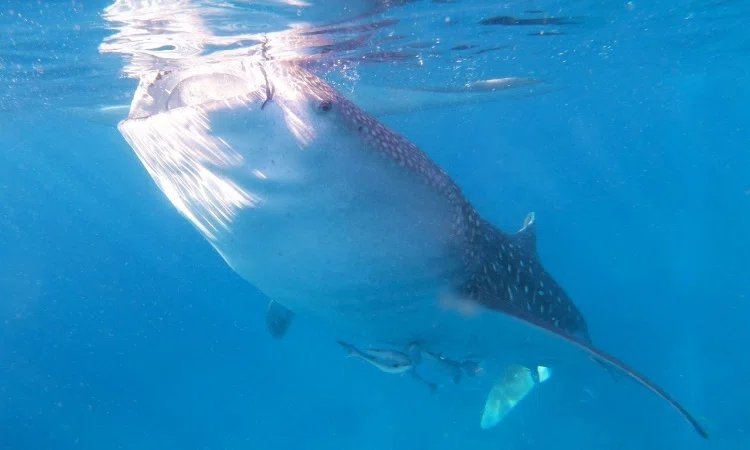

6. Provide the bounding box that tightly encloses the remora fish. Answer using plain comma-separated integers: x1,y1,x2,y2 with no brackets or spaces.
337,341,414,374
117,59,708,439
338,341,438,392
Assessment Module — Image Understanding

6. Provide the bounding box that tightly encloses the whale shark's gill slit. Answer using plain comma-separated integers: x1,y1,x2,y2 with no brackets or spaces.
472,287,709,440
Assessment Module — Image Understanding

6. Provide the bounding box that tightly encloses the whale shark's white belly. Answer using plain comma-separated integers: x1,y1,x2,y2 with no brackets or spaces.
126,95,468,342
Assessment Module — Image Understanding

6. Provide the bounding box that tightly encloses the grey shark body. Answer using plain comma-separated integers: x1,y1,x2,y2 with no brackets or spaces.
117,59,707,439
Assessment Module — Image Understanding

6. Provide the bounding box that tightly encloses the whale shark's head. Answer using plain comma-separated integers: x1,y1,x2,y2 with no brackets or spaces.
118,60,368,241
128,60,351,146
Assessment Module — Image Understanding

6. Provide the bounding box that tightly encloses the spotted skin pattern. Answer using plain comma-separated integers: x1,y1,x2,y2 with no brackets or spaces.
287,63,589,339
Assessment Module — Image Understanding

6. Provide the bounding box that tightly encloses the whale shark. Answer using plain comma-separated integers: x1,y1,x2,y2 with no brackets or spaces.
116,58,708,439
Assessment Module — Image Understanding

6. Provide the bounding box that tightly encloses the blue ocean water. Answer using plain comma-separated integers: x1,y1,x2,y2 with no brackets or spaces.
1,1,748,449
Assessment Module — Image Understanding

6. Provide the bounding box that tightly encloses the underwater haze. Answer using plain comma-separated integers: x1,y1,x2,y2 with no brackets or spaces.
1,0,749,449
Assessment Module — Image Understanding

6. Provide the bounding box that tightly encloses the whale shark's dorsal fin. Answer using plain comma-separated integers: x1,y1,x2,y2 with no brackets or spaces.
513,212,537,257
266,300,296,339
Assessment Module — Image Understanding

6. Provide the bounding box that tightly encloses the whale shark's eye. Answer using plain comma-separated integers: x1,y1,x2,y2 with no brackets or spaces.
318,100,333,112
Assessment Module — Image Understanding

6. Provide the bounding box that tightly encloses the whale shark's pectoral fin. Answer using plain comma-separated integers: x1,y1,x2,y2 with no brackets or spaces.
266,300,296,339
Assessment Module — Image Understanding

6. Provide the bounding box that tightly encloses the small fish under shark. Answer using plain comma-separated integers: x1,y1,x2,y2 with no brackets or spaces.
337,340,439,392
338,340,414,374
116,58,709,439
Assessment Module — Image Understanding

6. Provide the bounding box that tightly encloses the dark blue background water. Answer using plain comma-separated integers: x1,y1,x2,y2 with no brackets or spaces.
1,1,748,449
